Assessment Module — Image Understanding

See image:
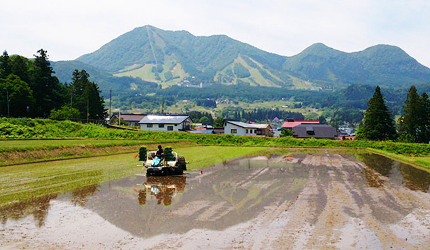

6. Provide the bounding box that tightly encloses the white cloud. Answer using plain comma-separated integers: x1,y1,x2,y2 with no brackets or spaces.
1,0,429,67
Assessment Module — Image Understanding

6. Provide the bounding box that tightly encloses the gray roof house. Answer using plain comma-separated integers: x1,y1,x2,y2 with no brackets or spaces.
138,115,192,132
110,113,146,126
292,124,337,139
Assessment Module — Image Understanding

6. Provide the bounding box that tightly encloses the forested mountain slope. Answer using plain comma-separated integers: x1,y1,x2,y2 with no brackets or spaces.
74,25,430,89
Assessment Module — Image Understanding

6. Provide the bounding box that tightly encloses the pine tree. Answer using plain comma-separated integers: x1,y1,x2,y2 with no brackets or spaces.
419,93,430,143
398,86,425,142
356,86,397,140
32,49,66,117
70,69,106,120
0,51,12,78
11,55,31,84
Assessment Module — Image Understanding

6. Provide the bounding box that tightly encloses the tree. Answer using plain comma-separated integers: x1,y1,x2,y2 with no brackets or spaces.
199,116,210,125
0,51,12,78
318,115,327,124
32,49,66,117
49,106,80,120
214,117,225,128
11,55,31,84
356,86,396,141
419,93,430,143
0,74,35,117
70,69,106,120
397,86,427,142
279,129,294,137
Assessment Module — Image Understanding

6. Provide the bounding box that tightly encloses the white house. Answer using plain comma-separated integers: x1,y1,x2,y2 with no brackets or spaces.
224,121,272,136
138,115,192,132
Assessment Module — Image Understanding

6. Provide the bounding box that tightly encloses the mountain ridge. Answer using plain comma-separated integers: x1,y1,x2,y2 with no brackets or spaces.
67,25,430,90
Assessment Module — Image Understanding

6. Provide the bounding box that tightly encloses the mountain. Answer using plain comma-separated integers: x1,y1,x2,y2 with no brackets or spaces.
76,26,303,88
68,25,430,90
283,43,430,88
52,60,158,96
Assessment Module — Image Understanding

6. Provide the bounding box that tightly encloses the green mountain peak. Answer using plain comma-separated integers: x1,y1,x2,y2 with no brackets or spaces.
69,26,430,90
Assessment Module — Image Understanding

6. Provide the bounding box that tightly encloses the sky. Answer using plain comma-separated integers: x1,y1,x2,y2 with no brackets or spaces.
2,0,430,67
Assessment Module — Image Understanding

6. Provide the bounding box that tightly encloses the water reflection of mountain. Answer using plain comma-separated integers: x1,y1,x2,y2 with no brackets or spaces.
83,156,311,238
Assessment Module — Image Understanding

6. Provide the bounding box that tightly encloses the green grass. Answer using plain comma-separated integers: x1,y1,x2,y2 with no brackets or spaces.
0,153,140,207
114,64,158,82
0,139,178,152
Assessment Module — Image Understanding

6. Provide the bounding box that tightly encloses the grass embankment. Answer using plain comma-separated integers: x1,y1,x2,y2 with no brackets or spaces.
0,139,190,166
0,146,266,207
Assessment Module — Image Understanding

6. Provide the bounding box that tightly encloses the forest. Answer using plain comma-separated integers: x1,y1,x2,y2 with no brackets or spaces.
0,50,106,120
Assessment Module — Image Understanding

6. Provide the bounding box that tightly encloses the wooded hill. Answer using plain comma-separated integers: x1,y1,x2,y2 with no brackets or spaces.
65,25,430,90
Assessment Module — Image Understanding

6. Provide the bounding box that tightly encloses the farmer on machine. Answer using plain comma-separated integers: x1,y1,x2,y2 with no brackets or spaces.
156,145,164,160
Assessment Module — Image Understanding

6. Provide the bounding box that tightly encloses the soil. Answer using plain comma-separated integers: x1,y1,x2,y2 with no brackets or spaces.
1,153,430,249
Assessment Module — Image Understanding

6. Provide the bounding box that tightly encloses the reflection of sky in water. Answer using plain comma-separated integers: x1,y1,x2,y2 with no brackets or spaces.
1,153,430,240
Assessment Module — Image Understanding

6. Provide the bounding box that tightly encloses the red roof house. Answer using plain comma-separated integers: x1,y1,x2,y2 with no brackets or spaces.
281,119,320,129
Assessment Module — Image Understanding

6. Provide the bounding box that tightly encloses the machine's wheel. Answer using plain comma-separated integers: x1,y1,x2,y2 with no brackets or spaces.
164,168,170,176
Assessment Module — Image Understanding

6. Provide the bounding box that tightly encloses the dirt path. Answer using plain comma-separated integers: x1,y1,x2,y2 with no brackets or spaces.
1,153,430,249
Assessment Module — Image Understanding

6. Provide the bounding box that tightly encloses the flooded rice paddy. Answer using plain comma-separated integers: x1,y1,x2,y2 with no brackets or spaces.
1,152,430,249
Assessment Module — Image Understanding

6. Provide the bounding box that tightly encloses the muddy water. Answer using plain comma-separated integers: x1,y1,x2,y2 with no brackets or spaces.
1,153,430,249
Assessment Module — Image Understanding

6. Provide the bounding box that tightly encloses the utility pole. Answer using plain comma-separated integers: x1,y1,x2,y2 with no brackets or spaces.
87,99,89,123
109,89,112,123
6,89,10,117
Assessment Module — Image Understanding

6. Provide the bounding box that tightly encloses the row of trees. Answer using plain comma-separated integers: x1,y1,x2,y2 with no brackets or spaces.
221,107,305,123
0,50,106,120
357,86,430,143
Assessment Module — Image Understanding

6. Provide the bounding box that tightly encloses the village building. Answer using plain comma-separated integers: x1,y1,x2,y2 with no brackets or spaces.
110,113,147,126
281,119,320,130
138,115,192,132
292,124,337,139
224,121,272,136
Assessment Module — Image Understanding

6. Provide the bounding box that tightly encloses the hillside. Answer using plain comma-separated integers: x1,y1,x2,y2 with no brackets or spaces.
283,43,430,88
76,26,295,88
70,25,430,90
52,60,158,96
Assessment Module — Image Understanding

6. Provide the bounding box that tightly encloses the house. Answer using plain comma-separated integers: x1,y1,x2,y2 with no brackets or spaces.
138,115,192,132
271,117,284,126
292,124,337,139
110,113,146,126
224,121,272,136
281,119,320,130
